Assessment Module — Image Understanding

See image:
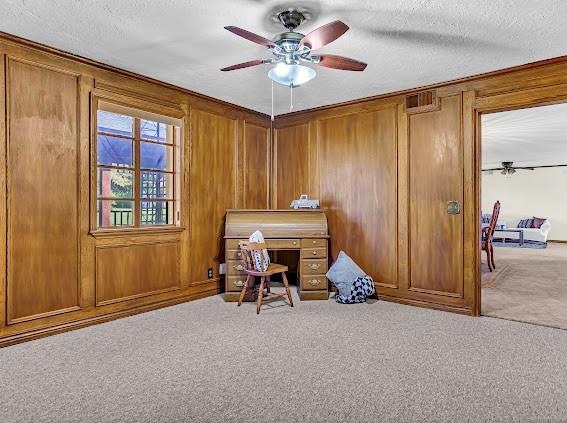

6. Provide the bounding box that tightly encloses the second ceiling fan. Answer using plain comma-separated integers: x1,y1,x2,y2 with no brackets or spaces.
221,9,367,87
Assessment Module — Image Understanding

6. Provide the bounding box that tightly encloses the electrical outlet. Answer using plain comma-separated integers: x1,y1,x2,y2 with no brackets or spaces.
219,263,226,275
207,268,213,279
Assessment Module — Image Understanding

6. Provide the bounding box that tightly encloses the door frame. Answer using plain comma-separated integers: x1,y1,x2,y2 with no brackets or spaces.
473,86,567,316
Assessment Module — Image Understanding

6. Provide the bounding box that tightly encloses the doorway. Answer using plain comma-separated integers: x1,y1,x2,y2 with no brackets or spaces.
479,102,567,329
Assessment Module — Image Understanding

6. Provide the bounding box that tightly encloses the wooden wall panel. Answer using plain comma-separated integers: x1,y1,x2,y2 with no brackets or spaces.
243,122,270,209
6,58,80,324
189,108,237,283
408,94,464,297
317,107,398,286
0,34,268,346
2,30,567,343
96,242,180,305
273,123,310,208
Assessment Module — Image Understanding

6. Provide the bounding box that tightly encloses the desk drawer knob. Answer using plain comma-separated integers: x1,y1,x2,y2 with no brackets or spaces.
233,264,244,271
292,241,297,245
312,240,317,245
312,251,317,255
233,280,244,288
308,279,321,286
307,263,321,270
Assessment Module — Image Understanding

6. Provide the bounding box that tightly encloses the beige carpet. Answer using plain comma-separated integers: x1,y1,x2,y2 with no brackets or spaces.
1,292,567,422
482,242,567,329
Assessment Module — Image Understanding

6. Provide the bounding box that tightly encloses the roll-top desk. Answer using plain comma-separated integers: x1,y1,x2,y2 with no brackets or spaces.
224,209,329,301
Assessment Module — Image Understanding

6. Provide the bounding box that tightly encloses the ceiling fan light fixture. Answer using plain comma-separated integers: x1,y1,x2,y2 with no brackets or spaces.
268,63,316,87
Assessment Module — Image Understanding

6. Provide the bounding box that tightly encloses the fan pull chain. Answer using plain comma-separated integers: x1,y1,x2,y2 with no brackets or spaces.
290,83,293,112
271,80,274,121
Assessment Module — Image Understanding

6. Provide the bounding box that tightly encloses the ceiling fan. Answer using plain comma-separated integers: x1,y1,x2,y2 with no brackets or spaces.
483,162,535,175
221,9,367,87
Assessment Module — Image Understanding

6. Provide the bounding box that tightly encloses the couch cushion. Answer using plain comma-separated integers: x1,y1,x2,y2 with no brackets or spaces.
518,218,533,228
532,217,547,229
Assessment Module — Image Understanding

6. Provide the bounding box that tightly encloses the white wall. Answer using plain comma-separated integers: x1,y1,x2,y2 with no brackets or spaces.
482,167,567,241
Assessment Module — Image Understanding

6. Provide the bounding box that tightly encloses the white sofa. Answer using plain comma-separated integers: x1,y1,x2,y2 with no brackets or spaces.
497,219,551,244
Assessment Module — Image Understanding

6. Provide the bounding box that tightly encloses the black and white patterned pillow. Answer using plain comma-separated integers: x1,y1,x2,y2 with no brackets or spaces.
336,276,375,304
482,214,491,224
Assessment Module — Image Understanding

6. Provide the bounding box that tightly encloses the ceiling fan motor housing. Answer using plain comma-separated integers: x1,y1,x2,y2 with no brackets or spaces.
273,31,305,53
277,10,306,31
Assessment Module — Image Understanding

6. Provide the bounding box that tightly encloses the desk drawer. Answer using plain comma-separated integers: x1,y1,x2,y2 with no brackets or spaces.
226,276,248,292
301,259,328,275
226,259,246,275
266,239,300,249
226,249,243,261
301,239,328,248
300,275,327,291
301,247,327,259
226,238,300,250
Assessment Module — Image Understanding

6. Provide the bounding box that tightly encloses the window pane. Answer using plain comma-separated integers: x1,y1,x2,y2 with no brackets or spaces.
141,201,174,225
141,119,169,143
98,168,133,198
141,171,173,199
140,142,173,171
97,110,133,137
97,200,134,228
97,135,133,167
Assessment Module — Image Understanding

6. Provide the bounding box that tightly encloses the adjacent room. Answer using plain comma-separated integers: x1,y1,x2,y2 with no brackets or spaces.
1,1,567,422
481,103,567,329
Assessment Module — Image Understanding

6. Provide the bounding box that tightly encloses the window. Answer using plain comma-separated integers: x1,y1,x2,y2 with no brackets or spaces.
96,103,181,229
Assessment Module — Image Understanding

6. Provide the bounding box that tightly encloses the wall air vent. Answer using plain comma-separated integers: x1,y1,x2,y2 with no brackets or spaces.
405,90,439,114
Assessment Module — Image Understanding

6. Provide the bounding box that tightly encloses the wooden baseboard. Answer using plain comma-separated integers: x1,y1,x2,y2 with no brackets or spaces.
299,291,329,301
378,294,473,316
0,286,220,348
548,240,567,244
224,292,240,302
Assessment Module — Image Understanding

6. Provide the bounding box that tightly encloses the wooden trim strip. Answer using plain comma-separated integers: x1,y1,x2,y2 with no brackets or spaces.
277,55,567,119
0,284,221,348
89,226,185,239
378,294,473,316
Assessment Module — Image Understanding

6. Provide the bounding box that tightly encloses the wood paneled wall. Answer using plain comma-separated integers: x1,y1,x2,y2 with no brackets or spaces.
2,31,567,344
6,58,81,324
317,107,398,287
274,56,567,315
0,34,271,346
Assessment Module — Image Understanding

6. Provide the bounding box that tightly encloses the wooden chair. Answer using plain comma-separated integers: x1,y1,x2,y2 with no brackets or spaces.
482,200,501,272
237,241,294,314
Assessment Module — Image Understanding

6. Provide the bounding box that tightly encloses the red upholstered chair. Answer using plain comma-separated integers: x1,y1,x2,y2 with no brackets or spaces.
482,201,501,272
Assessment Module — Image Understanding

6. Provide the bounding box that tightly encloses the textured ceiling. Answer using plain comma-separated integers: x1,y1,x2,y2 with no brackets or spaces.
1,0,566,114
482,103,567,168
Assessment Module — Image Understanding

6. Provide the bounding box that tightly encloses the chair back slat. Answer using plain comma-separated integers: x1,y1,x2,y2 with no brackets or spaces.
486,201,501,242
238,241,256,271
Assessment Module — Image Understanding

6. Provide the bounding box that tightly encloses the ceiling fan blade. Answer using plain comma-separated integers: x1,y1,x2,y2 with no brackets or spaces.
221,60,265,72
298,20,349,50
316,54,367,71
224,26,275,48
